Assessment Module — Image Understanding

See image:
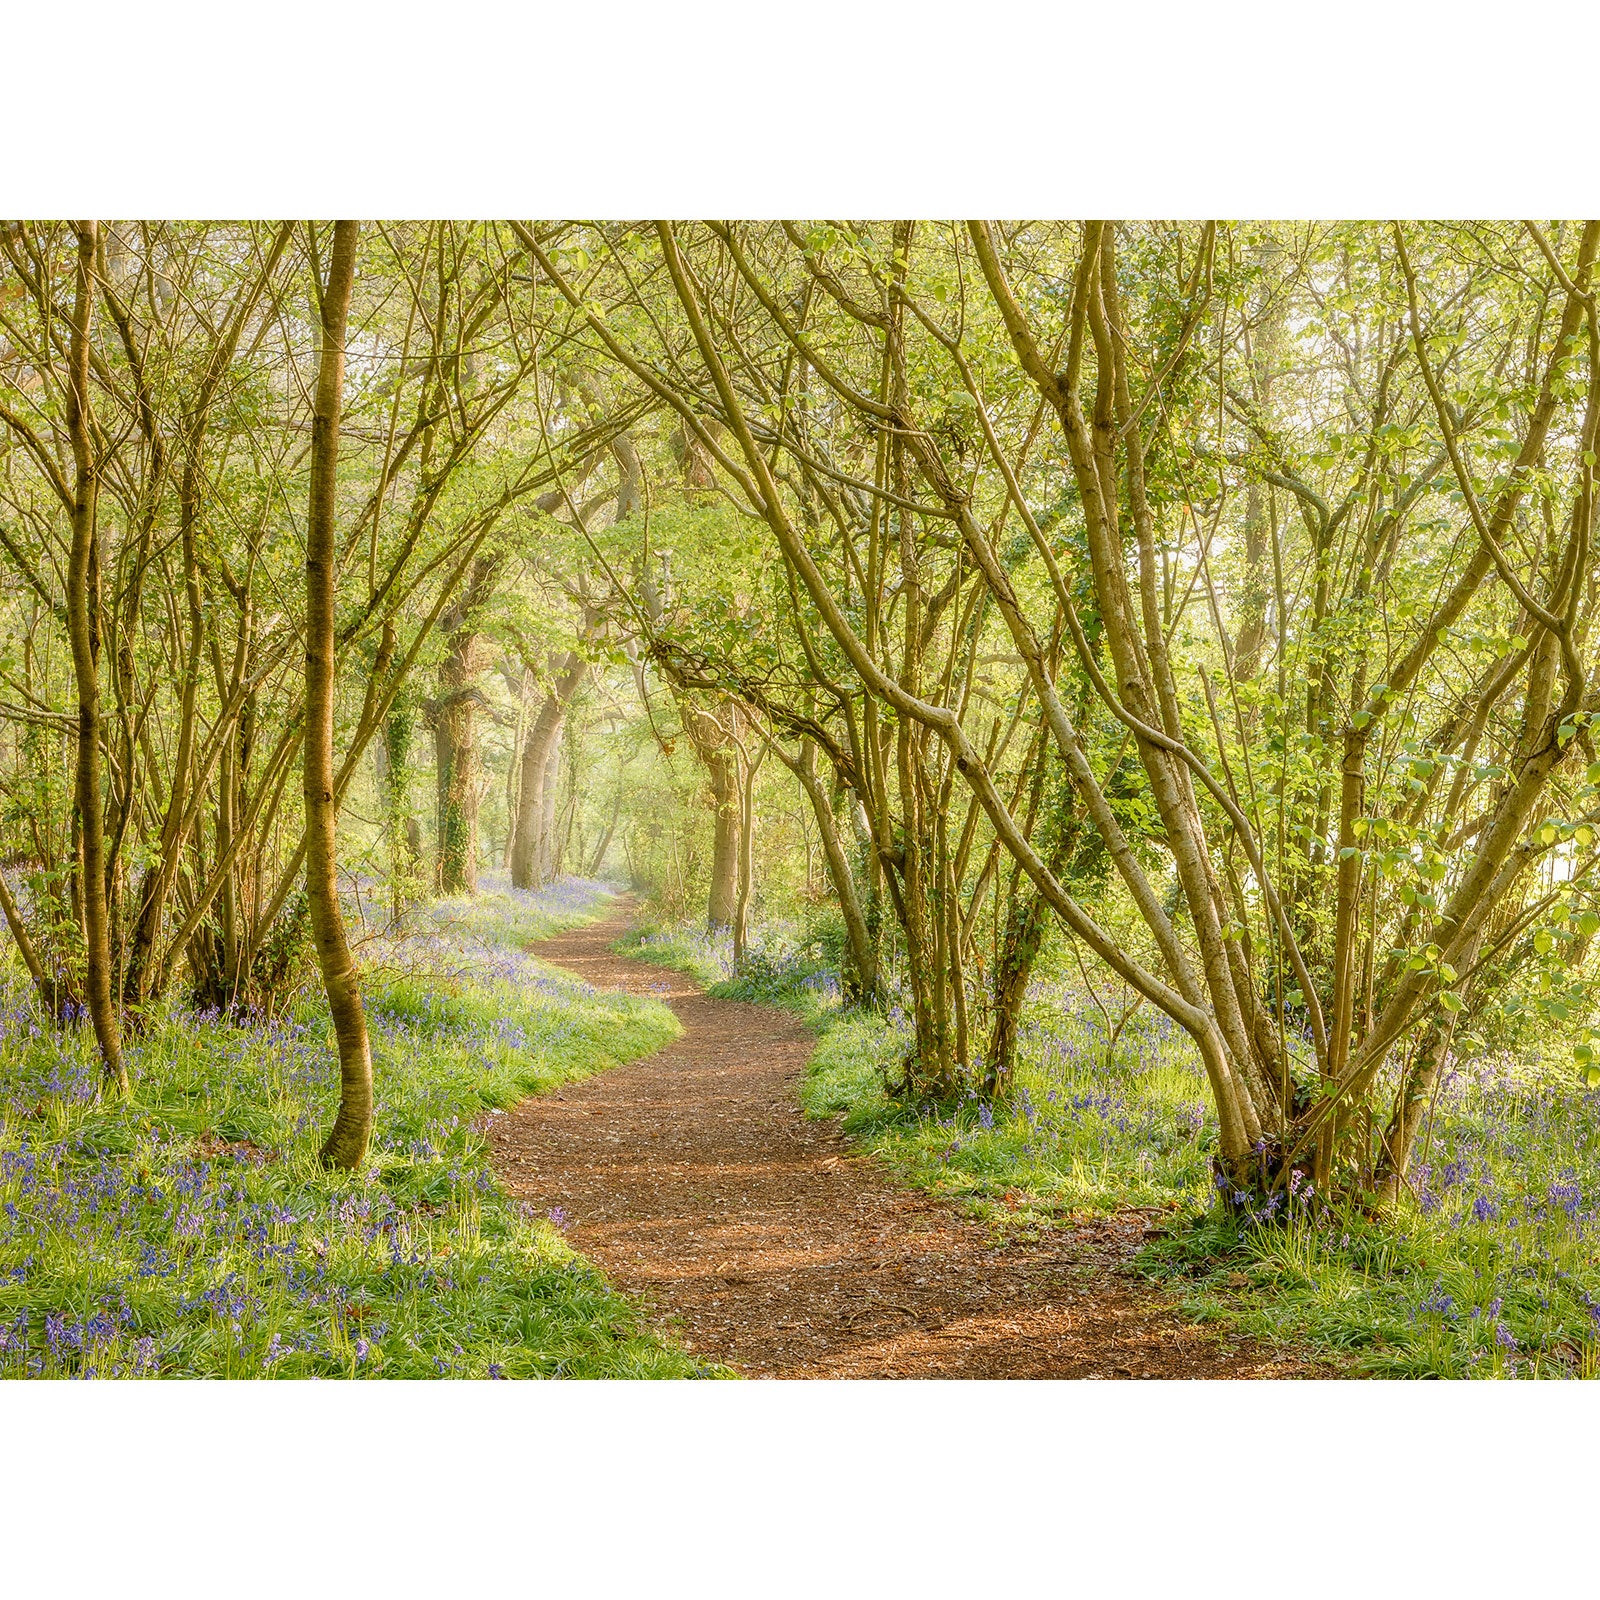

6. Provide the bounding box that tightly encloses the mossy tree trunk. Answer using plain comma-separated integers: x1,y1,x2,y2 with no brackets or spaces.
433,554,498,895
304,220,373,1172
62,221,127,1094
681,702,742,931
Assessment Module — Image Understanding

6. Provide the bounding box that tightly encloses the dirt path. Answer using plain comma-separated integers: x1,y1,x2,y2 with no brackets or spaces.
489,902,1313,1378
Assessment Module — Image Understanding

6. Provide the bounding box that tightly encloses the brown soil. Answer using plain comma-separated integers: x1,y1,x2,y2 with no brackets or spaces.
488,901,1319,1378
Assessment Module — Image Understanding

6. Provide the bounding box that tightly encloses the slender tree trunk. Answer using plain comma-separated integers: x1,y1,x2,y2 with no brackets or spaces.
503,670,528,870
63,222,127,1092
380,680,421,918
0,865,54,1006
588,782,623,878
673,698,744,931
558,741,581,877
783,739,879,1004
1374,927,1483,1202
304,220,373,1171
733,745,761,965
988,869,1053,1096
706,751,739,931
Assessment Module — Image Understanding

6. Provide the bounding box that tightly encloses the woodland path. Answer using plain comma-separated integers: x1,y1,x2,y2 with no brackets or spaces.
489,900,1316,1378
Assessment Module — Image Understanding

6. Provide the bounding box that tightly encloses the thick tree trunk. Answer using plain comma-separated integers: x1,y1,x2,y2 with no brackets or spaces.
988,872,1051,1096
304,220,374,1171
433,554,498,894
434,683,477,895
63,222,127,1093
510,652,585,889
510,706,557,889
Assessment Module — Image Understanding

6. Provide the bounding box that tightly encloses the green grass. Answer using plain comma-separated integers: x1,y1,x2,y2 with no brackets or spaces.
1143,1049,1600,1379
796,982,1215,1240
611,921,735,989
0,876,723,1379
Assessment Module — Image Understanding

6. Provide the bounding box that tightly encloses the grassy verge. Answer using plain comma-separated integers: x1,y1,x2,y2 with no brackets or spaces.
624,912,1600,1377
614,918,1214,1236
1143,1050,1600,1378
798,986,1215,1237
0,876,718,1379
611,921,735,989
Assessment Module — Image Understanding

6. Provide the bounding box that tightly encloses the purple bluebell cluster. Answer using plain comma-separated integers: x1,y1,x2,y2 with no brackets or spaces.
906,980,1221,1210
0,877,698,1381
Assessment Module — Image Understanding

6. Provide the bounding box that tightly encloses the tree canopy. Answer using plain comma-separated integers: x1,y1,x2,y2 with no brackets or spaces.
4,218,1599,1206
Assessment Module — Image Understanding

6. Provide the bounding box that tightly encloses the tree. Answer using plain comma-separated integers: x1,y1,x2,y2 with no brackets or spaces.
525,217,1600,1198
62,221,126,1093
304,220,373,1171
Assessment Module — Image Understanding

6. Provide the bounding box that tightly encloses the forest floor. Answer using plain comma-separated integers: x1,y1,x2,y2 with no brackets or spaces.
489,900,1323,1378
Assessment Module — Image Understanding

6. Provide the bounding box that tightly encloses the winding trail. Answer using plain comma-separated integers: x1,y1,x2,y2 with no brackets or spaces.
489,900,1313,1378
